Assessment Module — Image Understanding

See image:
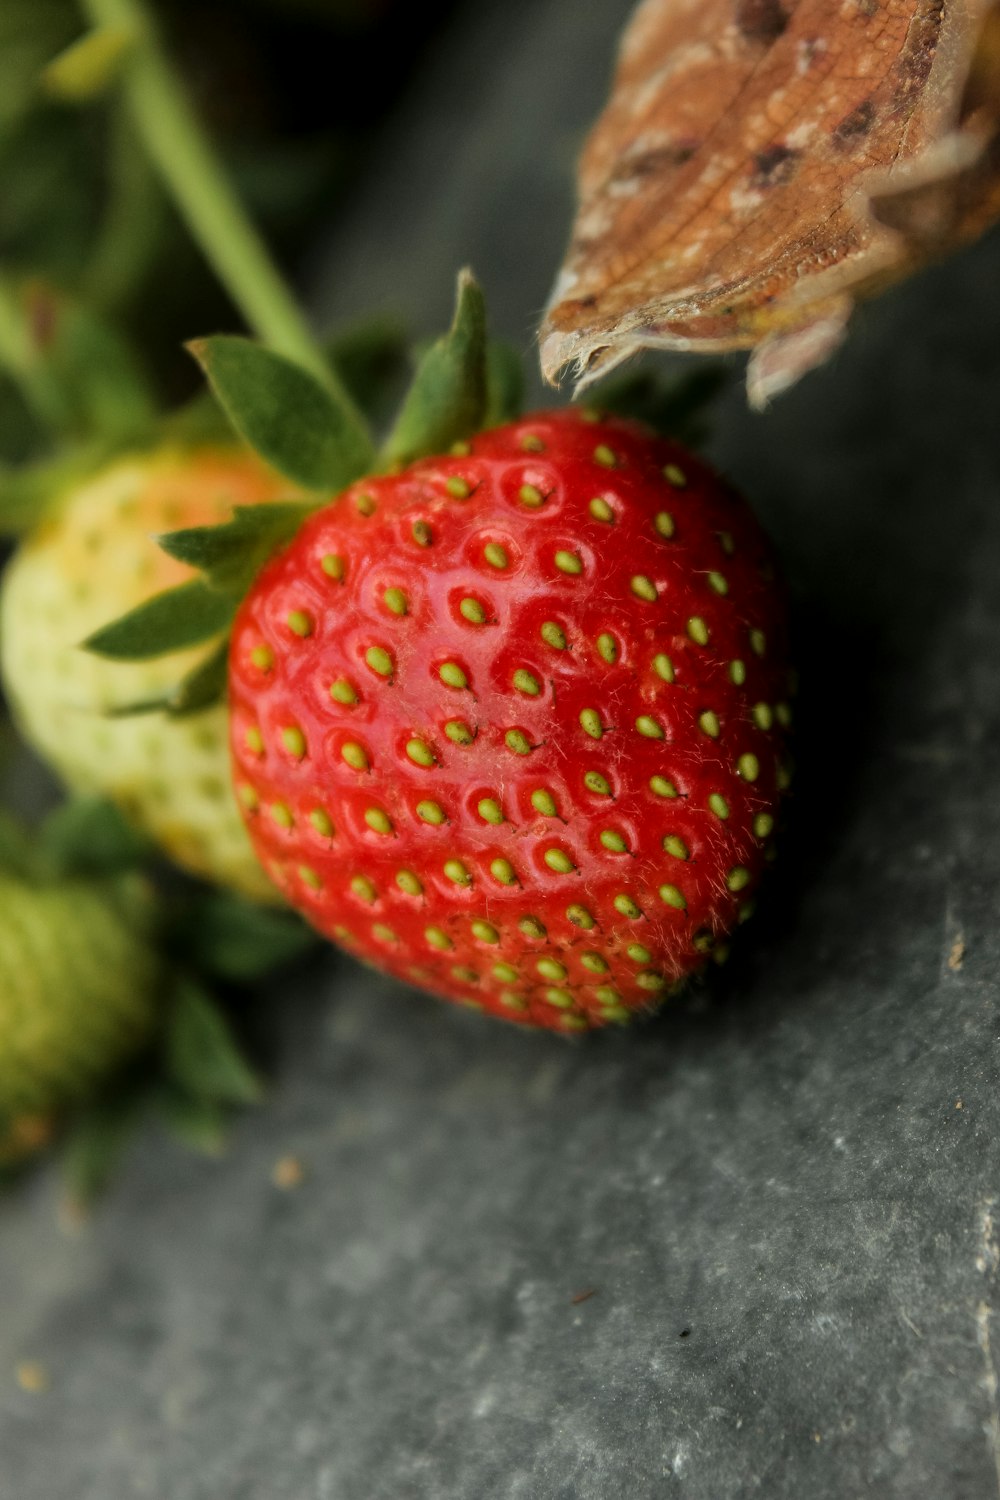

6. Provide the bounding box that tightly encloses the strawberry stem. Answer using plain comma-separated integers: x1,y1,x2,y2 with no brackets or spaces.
0,279,73,435
77,0,356,410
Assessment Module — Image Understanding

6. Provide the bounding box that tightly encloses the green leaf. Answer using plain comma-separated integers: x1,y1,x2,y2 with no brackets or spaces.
0,283,155,447
40,797,151,877
484,340,524,427
42,24,135,102
61,1091,144,1210
166,641,229,717
157,1087,230,1157
164,978,262,1106
175,891,316,982
190,336,374,493
83,580,235,661
31,289,157,445
0,2,80,134
382,269,488,465
157,501,313,595
0,103,106,298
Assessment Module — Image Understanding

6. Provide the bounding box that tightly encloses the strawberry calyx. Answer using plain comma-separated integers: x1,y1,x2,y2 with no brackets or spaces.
79,271,720,705
78,271,508,701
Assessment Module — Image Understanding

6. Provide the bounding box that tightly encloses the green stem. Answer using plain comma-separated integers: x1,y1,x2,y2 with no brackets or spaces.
79,0,355,410
82,98,166,313
0,280,72,435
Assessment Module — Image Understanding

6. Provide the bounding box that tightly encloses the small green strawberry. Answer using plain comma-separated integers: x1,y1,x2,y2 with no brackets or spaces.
0,797,311,1183
0,869,160,1160
1,444,296,901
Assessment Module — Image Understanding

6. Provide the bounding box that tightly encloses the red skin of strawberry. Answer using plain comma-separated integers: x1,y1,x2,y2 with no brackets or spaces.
229,410,791,1032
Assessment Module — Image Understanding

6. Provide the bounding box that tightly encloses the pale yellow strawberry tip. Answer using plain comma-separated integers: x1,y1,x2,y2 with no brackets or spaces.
0,446,293,903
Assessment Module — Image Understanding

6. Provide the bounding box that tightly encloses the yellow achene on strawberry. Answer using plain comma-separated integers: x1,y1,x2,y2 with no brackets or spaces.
1,446,295,902
229,409,793,1030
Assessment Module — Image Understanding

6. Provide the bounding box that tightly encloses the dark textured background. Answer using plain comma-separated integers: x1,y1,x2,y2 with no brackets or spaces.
3,0,1000,1495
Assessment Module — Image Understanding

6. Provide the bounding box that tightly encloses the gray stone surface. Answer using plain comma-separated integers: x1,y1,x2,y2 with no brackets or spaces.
3,0,1000,1496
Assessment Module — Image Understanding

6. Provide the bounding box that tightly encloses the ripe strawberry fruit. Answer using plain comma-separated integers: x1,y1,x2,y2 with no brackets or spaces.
228,409,791,1031
1,445,292,902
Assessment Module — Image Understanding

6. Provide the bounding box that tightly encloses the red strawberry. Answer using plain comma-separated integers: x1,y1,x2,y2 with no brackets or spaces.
228,408,791,1031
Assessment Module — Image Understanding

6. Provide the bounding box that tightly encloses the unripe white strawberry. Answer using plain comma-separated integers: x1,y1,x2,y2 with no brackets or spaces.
1,445,292,901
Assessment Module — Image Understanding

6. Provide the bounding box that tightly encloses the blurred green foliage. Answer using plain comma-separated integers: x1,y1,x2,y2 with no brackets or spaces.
0,0,461,464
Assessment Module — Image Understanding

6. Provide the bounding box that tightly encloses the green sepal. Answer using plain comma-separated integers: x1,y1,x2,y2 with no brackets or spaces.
83,579,235,661
1,799,153,882
190,335,374,493
42,24,136,103
116,502,312,711
99,694,179,719
382,269,488,465
156,1086,231,1157
163,335,402,450
175,890,316,982
39,797,151,879
165,641,229,717
157,501,314,595
484,340,524,427
60,1089,145,1211
98,641,230,719
164,977,262,1106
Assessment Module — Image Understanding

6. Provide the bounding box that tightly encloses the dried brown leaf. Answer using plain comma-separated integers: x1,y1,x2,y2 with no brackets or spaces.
541,0,1000,406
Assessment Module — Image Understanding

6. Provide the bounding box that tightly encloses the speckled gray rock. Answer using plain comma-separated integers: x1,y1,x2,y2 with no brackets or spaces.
3,1,1000,1496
